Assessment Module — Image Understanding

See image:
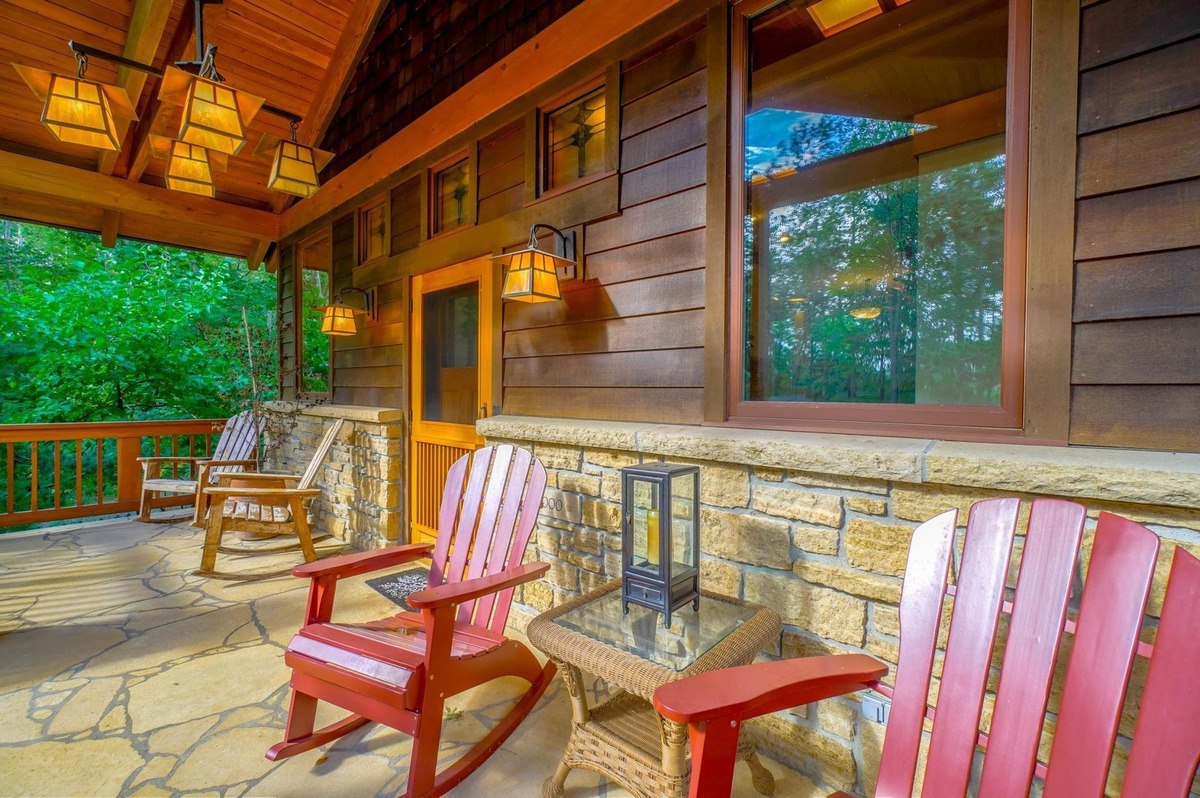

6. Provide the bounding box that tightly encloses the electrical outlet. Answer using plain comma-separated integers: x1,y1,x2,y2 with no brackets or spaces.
861,693,890,724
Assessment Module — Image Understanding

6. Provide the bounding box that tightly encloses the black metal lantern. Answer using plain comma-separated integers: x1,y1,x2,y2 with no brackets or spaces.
621,463,701,626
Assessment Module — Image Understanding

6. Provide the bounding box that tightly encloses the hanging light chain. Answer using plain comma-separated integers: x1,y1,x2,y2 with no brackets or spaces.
75,51,88,78
290,120,299,143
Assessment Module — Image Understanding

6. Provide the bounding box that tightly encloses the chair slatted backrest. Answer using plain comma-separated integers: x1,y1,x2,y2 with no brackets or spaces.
208,410,265,478
297,419,345,490
876,498,1179,797
427,445,547,634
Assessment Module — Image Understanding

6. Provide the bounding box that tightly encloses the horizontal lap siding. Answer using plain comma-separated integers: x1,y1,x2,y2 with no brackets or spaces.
1070,0,1200,450
501,27,709,424
332,213,405,407
478,120,526,223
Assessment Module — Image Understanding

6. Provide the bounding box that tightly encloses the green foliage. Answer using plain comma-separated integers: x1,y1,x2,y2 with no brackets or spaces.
0,220,279,424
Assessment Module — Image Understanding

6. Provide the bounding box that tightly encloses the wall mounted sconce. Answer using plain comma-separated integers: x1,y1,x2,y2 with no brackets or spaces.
494,223,577,303
320,286,378,337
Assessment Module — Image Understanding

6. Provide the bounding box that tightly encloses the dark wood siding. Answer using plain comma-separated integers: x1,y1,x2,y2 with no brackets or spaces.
330,213,406,407
501,23,709,423
1070,0,1200,450
477,120,526,223
278,246,297,401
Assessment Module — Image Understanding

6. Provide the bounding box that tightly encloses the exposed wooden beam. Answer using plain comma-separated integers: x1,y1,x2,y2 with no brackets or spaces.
270,0,390,214
280,0,709,238
246,238,270,270
125,8,197,182
99,0,174,174
100,210,120,248
0,150,280,241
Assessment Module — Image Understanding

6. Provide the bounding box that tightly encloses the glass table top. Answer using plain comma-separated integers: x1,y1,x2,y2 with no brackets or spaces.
555,589,756,671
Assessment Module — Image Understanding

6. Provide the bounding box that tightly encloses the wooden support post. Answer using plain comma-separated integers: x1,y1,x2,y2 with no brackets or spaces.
116,436,142,505
101,210,120,248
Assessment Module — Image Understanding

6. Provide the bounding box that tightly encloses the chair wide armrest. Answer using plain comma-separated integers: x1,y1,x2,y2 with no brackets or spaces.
197,459,260,468
202,486,322,499
653,654,888,725
137,456,198,463
407,562,550,610
292,543,435,580
213,472,299,486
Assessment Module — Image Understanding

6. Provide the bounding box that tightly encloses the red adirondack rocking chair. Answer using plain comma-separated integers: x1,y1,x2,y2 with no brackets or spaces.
265,444,557,798
654,498,1200,797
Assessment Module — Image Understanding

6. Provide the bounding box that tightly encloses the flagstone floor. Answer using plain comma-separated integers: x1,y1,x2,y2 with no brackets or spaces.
0,517,820,797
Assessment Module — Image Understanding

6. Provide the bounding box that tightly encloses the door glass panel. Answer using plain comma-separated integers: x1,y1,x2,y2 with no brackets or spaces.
421,282,478,424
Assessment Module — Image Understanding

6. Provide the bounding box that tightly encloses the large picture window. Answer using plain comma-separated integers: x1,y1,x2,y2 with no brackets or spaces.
730,0,1027,431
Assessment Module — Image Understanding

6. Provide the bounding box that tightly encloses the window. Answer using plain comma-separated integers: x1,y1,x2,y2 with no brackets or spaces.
430,155,472,235
543,83,609,192
730,0,1026,431
358,197,388,265
296,233,331,396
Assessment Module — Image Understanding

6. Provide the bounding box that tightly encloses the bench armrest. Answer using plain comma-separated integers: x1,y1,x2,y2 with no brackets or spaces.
653,654,887,725
291,543,435,580
137,456,199,463
202,486,321,499
407,562,549,610
212,472,299,487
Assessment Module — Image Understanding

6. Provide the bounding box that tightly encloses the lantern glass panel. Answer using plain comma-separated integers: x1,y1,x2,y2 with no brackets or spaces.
669,472,696,570
629,477,661,574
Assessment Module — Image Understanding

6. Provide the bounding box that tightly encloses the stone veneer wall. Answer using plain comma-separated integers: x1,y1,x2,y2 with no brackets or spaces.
260,402,403,549
479,416,1200,796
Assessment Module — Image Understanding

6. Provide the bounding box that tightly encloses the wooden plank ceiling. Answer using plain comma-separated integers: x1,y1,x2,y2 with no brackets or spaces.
0,0,378,259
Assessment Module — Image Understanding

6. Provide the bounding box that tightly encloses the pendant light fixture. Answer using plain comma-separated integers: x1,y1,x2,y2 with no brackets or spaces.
255,122,334,198
13,54,136,151
158,57,264,156
150,135,227,197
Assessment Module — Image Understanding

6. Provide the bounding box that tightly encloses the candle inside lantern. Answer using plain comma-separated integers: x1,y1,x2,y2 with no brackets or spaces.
646,508,660,566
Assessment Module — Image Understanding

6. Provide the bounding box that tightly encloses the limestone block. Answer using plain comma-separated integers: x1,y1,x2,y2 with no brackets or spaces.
846,518,916,577
846,496,888,516
817,697,858,739
562,526,603,556
584,448,640,470
558,471,602,497
580,569,612,593
600,471,622,502
547,560,580,591
753,485,844,527
698,461,751,508
561,549,603,574
793,525,840,556
793,560,902,603
755,467,785,482
699,556,743,598
745,571,866,646
535,443,583,470
872,603,900,637
789,471,889,495
701,508,791,569
522,580,554,613
581,498,621,532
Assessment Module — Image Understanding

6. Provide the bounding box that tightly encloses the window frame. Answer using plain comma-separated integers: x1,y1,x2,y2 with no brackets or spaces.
294,230,333,400
527,70,620,201
424,149,477,239
724,0,1031,436
356,195,390,266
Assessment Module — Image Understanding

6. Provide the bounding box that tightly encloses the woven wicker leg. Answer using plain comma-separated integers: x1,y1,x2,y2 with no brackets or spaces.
745,751,776,796
542,761,570,798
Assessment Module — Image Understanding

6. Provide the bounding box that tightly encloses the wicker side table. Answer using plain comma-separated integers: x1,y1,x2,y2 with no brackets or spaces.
527,580,782,798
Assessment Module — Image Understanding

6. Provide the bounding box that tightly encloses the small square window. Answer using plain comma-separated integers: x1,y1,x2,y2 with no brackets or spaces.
544,85,608,192
358,198,388,265
432,157,471,235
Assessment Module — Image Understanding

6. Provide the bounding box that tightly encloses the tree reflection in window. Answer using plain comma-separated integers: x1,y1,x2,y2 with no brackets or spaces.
434,158,470,234
743,0,1010,408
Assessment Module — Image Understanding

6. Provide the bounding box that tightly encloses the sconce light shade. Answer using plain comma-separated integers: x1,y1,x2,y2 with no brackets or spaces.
257,136,334,198
160,66,264,156
320,304,358,336
14,64,136,151
495,224,576,304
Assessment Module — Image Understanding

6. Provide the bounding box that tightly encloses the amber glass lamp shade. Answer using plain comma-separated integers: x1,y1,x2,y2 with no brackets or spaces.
320,304,357,336
160,67,264,156
499,248,572,303
166,141,215,197
807,0,882,35
267,140,333,198
14,65,136,151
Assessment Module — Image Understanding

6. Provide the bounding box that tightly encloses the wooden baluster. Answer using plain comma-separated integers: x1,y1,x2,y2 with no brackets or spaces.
171,434,179,478
30,441,38,513
5,442,12,515
75,440,83,507
96,438,105,505
116,436,141,507
53,440,61,509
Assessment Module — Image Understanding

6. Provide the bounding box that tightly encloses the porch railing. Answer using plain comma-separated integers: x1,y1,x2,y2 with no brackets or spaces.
0,419,227,529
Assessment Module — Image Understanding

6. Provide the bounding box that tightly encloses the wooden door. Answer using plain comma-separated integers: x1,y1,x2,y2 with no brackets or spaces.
409,258,495,545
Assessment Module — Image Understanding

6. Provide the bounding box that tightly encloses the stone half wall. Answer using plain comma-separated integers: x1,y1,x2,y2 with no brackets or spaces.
478,415,1200,796
260,402,403,549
